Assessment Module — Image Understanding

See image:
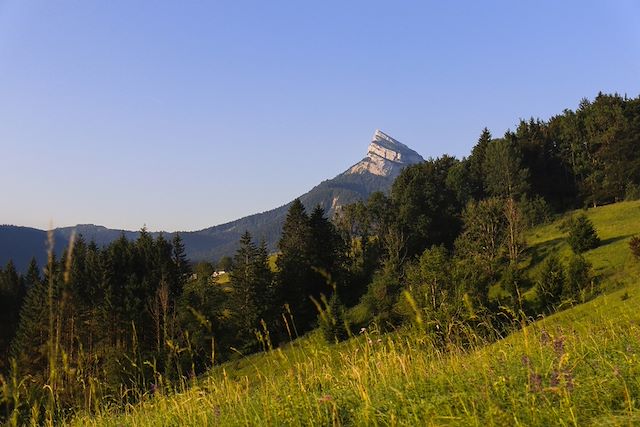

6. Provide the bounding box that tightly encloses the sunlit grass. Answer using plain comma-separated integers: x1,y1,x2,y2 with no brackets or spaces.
66,202,640,426
526,200,640,286
68,284,640,426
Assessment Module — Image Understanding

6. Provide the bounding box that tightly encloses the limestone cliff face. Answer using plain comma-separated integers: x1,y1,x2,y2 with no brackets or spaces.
347,130,424,178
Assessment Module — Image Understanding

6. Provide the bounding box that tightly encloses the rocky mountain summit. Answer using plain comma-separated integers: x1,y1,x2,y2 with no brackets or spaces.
347,130,424,177
1,130,425,269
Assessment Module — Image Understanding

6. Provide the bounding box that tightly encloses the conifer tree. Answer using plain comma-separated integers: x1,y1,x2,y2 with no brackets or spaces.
276,199,315,333
0,260,24,366
319,292,348,344
253,240,275,325
229,232,273,352
537,255,565,312
10,257,50,374
468,127,492,199
567,214,600,253
171,233,190,299
309,205,345,300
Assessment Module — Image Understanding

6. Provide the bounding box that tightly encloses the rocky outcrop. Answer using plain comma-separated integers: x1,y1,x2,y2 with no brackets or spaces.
347,130,424,177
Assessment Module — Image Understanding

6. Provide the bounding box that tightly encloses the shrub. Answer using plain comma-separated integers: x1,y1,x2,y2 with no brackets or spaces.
537,255,565,312
629,236,640,260
566,214,600,253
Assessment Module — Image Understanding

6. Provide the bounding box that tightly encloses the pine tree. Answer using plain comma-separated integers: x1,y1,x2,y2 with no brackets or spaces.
25,257,42,290
10,258,50,373
171,233,191,300
276,199,315,333
537,255,565,312
567,214,600,253
564,255,592,300
468,127,492,199
319,292,348,344
0,260,24,367
229,232,273,352
309,205,346,300
253,240,275,325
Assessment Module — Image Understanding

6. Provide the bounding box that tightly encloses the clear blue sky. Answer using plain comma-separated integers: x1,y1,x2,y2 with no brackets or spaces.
1,1,639,231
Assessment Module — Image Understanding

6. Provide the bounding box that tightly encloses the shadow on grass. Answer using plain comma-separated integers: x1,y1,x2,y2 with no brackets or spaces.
598,234,634,247
527,237,565,266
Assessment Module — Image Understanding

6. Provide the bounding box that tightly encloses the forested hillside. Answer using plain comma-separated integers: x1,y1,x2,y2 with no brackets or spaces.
1,92,640,425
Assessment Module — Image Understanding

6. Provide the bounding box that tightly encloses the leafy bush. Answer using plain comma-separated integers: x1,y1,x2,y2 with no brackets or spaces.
566,214,600,253
629,236,640,260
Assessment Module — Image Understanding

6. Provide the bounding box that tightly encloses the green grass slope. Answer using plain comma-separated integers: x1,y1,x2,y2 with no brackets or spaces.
526,200,640,287
70,201,640,426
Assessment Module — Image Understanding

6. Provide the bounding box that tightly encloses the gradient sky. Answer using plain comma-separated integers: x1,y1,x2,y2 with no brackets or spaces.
1,1,639,232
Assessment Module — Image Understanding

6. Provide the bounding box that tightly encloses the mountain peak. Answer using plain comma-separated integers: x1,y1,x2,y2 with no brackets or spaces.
372,129,401,147
348,130,424,177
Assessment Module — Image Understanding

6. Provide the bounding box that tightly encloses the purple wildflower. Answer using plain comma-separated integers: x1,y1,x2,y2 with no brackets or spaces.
553,337,565,356
529,373,542,392
540,329,550,345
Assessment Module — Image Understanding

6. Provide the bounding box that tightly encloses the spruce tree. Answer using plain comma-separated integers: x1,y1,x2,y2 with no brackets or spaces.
319,292,348,344
253,240,275,325
564,255,592,300
309,205,345,300
171,233,191,299
276,199,315,333
0,260,24,367
468,127,492,199
10,258,50,373
567,214,600,253
229,232,273,352
537,255,565,312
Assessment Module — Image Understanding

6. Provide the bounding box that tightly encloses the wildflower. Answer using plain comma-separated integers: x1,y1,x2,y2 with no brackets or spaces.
521,355,531,368
564,369,574,391
529,373,542,392
553,337,565,356
150,383,157,395
540,329,550,345
360,327,367,334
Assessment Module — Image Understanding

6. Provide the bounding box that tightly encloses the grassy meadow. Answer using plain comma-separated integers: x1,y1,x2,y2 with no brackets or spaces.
63,201,640,426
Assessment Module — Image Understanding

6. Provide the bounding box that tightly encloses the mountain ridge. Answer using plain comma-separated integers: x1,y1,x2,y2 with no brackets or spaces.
1,130,424,270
